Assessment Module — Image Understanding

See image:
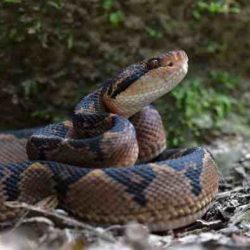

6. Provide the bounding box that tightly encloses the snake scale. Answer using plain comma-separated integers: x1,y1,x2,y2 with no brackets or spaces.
0,50,219,232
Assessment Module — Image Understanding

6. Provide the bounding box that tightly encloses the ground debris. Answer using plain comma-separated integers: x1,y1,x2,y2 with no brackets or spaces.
1,135,250,249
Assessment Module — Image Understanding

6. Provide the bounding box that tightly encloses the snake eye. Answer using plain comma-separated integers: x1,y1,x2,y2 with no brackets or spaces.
147,58,160,70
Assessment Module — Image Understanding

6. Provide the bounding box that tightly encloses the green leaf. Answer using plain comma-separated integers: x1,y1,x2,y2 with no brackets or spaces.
3,0,21,3
21,80,39,99
146,27,163,39
109,11,124,27
47,0,62,10
67,34,74,49
102,0,116,10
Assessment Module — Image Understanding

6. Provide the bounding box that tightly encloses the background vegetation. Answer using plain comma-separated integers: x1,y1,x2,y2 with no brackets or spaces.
0,0,249,146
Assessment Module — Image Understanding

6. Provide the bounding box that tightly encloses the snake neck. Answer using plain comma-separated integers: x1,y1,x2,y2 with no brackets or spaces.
72,50,188,136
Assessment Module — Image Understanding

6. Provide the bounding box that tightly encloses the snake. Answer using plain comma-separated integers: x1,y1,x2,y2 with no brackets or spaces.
0,50,219,232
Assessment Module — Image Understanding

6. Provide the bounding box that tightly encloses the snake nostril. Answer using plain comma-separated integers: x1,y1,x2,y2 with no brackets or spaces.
167,62,174,67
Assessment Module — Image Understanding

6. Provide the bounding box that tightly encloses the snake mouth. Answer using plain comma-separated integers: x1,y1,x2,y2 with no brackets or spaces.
182,61,188,75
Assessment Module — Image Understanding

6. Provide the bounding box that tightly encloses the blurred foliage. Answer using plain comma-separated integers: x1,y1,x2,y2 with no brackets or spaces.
157,70,244,146
0,0,249,145
192,0,240,19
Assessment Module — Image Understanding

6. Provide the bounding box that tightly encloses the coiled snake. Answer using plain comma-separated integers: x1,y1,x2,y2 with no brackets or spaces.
0,50,219,231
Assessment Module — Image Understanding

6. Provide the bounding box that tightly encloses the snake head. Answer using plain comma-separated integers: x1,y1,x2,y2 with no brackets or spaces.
146,50,188,74
103,50,188,118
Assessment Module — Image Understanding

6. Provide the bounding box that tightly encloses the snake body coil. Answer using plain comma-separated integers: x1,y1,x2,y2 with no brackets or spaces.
0,50,219,231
